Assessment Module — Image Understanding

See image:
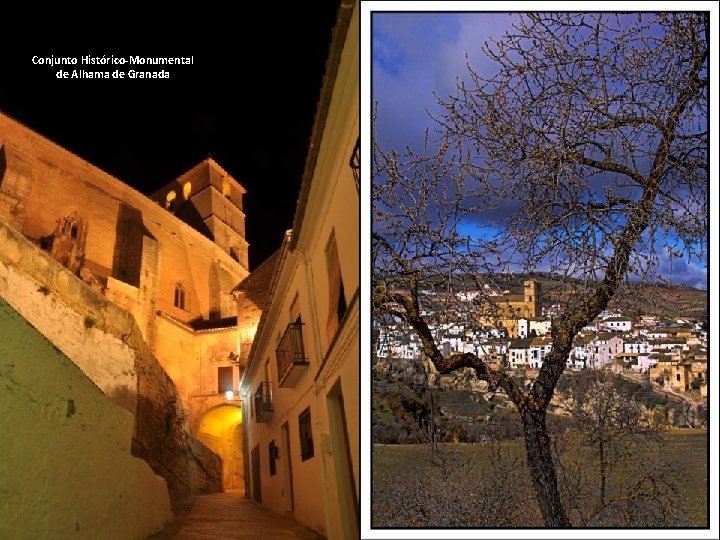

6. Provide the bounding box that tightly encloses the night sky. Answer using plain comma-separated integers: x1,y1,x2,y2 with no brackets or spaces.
0,5,340,270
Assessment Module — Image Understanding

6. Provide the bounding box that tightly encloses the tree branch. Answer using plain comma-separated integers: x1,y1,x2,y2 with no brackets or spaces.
373,288,531,410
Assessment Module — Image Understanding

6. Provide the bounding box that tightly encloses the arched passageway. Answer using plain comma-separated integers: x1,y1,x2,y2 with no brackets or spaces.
196,405,243,490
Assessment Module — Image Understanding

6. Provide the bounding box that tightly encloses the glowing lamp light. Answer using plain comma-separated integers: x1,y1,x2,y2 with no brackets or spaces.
225,390,234,401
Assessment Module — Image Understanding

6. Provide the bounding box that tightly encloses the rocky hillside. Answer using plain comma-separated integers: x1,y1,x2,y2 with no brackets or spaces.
372,356,706,444
372,357,518,443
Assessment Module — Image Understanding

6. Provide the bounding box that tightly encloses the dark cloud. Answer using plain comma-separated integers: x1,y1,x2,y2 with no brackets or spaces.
372,12,708,289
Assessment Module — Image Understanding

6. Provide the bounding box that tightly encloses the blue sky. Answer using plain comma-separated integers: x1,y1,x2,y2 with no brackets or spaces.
372,12,708,290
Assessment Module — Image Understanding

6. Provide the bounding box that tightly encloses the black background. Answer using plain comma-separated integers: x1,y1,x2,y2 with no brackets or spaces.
0,5,341,269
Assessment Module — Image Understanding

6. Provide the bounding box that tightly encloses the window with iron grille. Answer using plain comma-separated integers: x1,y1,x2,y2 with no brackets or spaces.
349,136,359,192
275,320,308,386
298,407,314,461
254,382,273,421
268,440,278,476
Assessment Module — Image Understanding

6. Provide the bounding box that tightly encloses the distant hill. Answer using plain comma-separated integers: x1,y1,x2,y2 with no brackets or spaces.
625,283,706,319
522,274,707,319
403,272,707,320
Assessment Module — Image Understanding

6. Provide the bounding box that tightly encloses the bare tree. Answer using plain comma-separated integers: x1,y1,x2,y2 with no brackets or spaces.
568,371,660,508
373,12,707,527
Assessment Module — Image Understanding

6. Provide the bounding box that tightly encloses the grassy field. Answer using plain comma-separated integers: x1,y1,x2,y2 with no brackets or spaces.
372,429,707,528
660,430,709,525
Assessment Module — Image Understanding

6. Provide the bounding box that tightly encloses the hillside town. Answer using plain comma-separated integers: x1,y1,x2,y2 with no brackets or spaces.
374,280,708,397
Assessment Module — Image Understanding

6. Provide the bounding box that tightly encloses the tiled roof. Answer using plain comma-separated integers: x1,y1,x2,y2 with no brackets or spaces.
509,338,534,349
231,249,280,307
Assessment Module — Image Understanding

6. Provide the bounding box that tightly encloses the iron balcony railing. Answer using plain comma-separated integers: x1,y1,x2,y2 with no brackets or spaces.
275,322,309,387
254,382,273,422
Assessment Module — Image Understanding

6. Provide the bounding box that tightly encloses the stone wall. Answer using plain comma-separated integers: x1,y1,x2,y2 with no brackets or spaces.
0,220,221,501
0,221,139,411
0,296,171,539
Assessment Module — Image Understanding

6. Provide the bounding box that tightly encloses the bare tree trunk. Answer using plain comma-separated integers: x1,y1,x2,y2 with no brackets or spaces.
521,409,571,527
599,440,606,507
430,391,437,452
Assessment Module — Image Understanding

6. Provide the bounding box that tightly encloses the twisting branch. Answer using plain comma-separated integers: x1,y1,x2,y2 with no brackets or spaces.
373,12,707,527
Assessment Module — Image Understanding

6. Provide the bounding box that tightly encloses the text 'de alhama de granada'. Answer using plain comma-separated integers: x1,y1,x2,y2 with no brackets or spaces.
31,55,195,79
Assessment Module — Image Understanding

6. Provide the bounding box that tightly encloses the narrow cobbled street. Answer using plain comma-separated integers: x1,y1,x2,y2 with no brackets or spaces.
149,490,324,540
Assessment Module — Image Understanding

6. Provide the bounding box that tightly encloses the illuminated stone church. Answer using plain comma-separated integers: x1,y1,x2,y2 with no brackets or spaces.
0,110,257,524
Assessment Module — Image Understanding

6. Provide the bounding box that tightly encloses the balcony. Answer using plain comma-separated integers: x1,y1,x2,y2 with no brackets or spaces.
254,382,273,423
276,322,310,387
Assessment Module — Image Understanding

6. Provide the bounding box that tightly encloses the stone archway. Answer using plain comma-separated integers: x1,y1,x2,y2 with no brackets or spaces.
196,404,244,491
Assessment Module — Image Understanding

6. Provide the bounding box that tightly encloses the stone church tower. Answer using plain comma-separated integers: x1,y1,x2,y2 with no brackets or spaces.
523,279,541,316
150,158,249,272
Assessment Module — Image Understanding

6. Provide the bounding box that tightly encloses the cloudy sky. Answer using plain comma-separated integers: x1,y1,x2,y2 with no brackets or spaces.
373,13,514,150
372,11,709,290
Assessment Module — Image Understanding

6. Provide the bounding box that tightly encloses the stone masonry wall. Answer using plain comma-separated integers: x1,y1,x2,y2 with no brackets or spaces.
0,220,221,501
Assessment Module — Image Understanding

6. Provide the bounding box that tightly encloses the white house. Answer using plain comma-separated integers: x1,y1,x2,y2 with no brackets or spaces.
602,316,633,332
645,328,670,340
508,338,533,368
587,334,624,368
623,340,651,355
518,317,552,338
528,337,553,369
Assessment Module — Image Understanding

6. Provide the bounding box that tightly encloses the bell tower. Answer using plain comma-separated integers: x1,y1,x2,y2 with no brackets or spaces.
523,280,540,317
151,158,249,271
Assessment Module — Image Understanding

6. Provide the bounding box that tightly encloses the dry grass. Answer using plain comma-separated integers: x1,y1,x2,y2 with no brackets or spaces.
372,429,707,528
659,429,708,526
